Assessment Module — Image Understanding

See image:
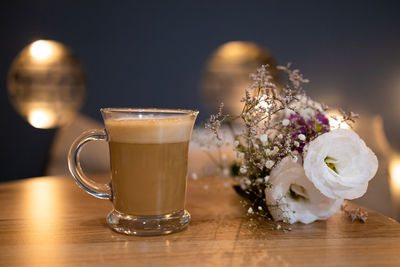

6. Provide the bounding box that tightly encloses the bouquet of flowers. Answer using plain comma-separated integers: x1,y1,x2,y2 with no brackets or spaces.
206,64,378,226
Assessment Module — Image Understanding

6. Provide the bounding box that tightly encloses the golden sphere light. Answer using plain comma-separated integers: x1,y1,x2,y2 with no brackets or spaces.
202,41,280,114
7,40,86,129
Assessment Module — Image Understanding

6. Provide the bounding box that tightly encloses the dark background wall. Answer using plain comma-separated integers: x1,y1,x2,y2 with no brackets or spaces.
1,0,400,181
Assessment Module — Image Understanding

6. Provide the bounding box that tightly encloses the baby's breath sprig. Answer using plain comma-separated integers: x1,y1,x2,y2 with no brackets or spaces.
338,109,359,129
240,199,292,232
205,102,226,140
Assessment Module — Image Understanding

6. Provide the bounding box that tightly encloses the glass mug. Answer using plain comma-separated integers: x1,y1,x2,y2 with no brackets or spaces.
68,108,198,235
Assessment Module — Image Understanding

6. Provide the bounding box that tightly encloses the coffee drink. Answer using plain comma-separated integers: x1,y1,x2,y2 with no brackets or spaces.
69,108,197,235
105,117,194,216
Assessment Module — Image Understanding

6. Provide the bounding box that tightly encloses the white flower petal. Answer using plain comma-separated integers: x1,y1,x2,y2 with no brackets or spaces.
265,157,343,224
303,129,378,199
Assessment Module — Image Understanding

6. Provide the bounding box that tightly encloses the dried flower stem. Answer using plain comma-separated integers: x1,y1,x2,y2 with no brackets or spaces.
341,204,368,223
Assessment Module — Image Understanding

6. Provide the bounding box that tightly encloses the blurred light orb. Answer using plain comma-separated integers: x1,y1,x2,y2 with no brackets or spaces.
30,40,55,61
327,110,351,130
202,41,280,114
7,40,86,129
389,157,400,206
29,109,57,129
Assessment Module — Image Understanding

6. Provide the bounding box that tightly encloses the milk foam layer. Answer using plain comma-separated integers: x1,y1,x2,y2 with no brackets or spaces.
105,117,195,144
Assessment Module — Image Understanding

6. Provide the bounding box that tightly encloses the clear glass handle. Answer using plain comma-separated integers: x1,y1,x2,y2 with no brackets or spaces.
68,129,111,200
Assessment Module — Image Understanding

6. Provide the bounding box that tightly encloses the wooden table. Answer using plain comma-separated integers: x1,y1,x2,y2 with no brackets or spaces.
0,176,399,266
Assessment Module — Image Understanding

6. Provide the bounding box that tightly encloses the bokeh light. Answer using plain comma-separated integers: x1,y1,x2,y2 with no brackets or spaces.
201,41,280,114
30,40,56,61
7,40,86,129
389,157,400,197
328,110,350,130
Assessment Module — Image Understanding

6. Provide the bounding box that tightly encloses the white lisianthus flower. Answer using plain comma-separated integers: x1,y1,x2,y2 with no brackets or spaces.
265,157,343,224
303,129,378,199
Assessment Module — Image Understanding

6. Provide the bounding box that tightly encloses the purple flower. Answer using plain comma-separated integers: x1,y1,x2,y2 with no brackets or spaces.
316,113,329,126
286,112,331,155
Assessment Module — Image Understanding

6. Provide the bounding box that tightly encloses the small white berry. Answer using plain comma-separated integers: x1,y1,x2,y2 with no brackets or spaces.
282,119,290,126
260,134,268,145
240,166,248,174
243,177,251,185
298,134,306,141
265,160,275,169
237,152,245,159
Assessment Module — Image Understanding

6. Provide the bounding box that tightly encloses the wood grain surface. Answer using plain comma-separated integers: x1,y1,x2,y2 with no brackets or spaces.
0,175,399,266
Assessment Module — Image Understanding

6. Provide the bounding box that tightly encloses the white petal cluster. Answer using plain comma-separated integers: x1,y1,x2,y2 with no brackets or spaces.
303,129,378,199
266,157,343,224
282,119,290,126
237,152,245,159
298,134,306,141
277,96,325,121
260,134,268,146
265,160,275,169
239,166,248,174
240,177,251,190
